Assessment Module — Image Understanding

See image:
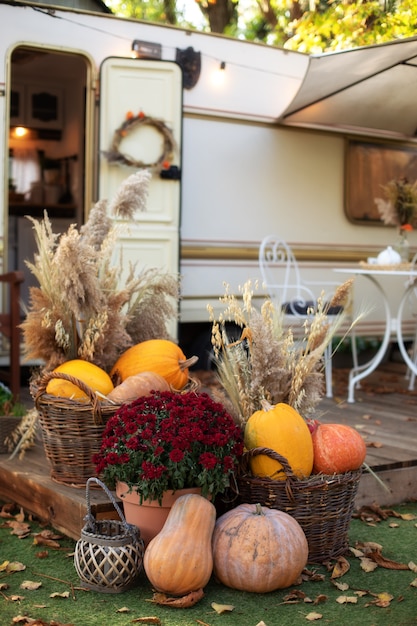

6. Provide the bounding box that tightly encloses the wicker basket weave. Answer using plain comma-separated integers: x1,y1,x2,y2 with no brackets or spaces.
33,371,120,488
237,447,362,563
74,477,144,593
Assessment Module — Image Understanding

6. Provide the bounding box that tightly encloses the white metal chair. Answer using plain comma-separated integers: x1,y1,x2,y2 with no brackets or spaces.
259,236,354,398
404,252,417,390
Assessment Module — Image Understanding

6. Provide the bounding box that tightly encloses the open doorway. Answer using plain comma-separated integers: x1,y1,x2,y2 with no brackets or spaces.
7,46,90,309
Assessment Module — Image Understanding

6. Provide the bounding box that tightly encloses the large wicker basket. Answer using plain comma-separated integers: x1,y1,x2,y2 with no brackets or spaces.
74,477,144,593
33,371,120,488
237,447,362,563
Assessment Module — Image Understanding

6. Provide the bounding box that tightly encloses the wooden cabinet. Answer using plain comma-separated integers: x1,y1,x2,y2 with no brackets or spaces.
10,83,63,130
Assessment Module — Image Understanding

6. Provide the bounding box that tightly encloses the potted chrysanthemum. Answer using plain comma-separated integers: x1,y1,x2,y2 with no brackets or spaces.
93,389,244,544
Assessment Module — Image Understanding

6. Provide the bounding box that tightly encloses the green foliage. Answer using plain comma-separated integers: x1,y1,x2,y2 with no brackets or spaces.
102,0,417,54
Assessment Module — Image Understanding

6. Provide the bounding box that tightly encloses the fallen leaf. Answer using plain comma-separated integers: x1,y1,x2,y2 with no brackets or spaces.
410,578,417,587
331,580,349,591
356,541,383,553
10,594,25,601
365,591,394,608
35,551,49,559
331,556,350,578
20,580,42,590
367,551,410,570
149,588,204,608
50,590,70,598
389,522,400,527
313,594,328,604
33,535,61,549
400,513,416,521
367,441,383,448
360,557,378,572
409,562,417,573
131,618,161,624
8,521,31,538
349,547,364,558
211,601,235,614
3,561,26,573
305,612,322,621
336,595,358,604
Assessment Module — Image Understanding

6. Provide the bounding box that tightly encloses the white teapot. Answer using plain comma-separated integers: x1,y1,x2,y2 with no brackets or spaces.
377,246,401,265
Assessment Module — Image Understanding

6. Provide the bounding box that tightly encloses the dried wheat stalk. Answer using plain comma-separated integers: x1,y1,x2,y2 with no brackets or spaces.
208,279,357,428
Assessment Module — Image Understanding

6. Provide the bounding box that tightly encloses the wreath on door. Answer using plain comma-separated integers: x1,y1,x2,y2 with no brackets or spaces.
103,111,176,171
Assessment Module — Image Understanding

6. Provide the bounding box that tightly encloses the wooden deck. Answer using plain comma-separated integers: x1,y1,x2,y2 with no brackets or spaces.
0,359,416,539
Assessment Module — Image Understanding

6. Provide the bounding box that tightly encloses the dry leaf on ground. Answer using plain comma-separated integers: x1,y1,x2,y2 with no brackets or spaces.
149,588,204,608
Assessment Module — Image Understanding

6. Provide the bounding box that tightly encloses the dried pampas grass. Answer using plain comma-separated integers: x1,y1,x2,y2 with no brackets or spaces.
208,279,358,428
21,170,179,372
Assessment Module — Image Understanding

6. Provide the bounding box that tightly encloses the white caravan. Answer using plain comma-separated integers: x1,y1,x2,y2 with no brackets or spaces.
2,0,417,366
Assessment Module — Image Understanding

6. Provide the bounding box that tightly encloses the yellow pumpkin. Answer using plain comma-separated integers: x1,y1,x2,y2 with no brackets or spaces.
143,494,216,596
244,401,313,480
46,359,114,400
212,503,308,593
110,339,198,389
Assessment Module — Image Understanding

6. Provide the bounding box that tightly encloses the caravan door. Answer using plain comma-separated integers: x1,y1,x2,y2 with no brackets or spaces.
98,58,182,338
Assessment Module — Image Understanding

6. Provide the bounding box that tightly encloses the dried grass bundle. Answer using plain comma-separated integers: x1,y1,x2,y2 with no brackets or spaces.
208,279,357,428
21,170,179,372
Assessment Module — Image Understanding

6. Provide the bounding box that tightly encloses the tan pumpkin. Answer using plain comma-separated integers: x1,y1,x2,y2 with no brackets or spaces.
107,371,170,404
110,339,198,389
143,494,216,596
46,359,114,400
309,420,367,474
244,400,314,480
212,503,308,593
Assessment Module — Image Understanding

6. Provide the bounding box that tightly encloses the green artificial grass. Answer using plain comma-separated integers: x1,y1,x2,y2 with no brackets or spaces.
0,501,416,626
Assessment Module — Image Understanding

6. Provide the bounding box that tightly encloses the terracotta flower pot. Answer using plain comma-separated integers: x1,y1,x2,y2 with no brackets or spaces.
116,482,202,546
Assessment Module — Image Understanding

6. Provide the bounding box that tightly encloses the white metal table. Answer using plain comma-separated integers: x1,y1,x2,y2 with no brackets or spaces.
335,267,417,403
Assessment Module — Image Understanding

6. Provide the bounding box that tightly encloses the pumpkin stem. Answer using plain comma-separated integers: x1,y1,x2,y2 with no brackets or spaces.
254,503,265,516
260,398,273,412
179,355,199,370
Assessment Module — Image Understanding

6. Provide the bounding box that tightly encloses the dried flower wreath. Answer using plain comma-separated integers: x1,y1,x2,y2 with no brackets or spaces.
103,111,176,171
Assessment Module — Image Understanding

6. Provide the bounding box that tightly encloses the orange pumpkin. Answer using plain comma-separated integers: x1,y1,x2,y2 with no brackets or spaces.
309,420,367,474
110,339,197,389
143,494,216,596
212,503,308,593
244,401,313,480
46,359,114,399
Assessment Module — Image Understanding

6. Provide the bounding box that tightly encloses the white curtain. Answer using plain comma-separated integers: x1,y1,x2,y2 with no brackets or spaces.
11,149,40,195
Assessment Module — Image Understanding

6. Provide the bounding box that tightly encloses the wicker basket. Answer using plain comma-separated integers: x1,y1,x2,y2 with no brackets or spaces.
237,447,362,563
33,371,120,488
74,477,144,593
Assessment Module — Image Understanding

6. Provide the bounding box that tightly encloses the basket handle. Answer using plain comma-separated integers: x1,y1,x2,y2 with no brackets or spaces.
84,477,134,536
240,446,297,480
34,371,104,425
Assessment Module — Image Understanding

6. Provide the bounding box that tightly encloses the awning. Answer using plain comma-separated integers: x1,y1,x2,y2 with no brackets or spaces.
278,36,417,141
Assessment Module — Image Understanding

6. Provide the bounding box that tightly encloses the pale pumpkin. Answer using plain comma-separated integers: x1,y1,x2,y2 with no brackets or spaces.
107,371,170,403
46,359,114,400
212,503,308,593
143,494,216,596
244,401,313,480
110,339,198,389
309,420,367,474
